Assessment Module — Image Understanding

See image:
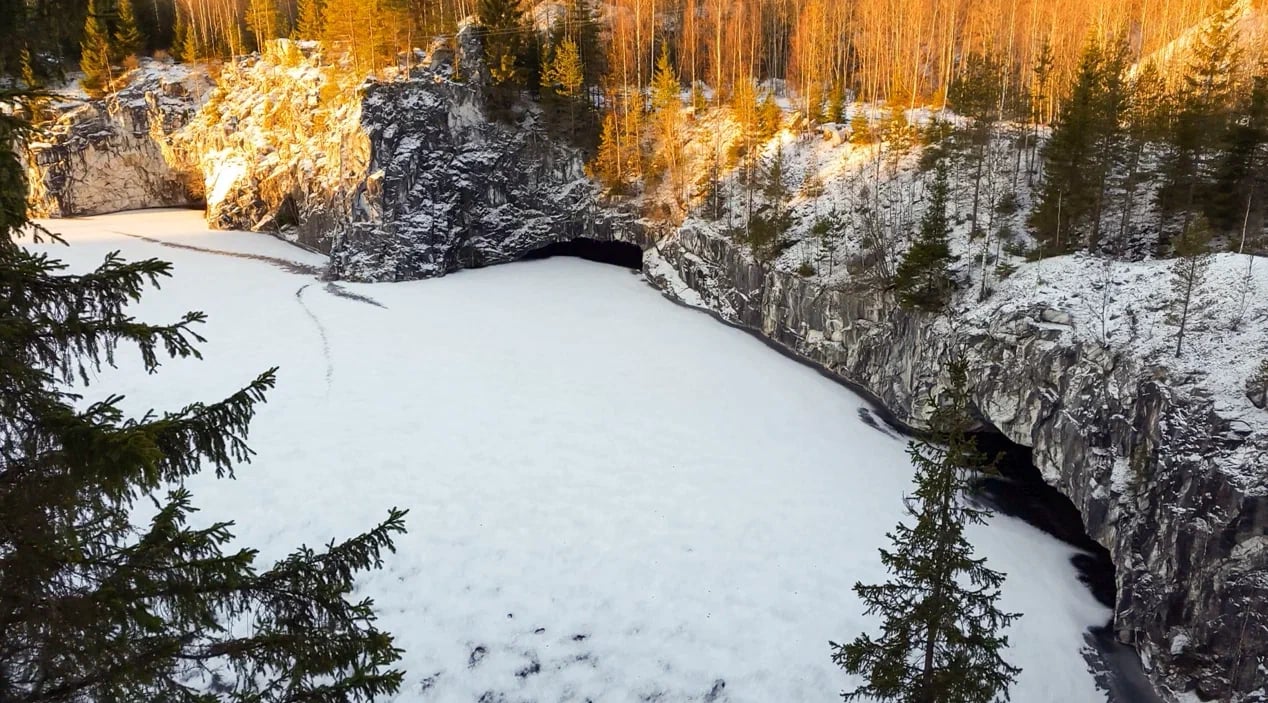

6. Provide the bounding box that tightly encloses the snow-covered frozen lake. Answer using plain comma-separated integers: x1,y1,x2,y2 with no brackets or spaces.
33,210,1113,702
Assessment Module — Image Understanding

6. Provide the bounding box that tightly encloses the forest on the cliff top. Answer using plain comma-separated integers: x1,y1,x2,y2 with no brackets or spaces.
3,0,1267,281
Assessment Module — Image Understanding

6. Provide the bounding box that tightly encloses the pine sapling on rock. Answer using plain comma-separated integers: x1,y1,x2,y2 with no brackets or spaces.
831,360,1021,703
894,162,955,312
1169,215,1213,357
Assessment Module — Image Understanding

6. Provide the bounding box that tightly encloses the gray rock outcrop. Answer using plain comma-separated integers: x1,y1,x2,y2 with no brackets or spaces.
24,61,212,217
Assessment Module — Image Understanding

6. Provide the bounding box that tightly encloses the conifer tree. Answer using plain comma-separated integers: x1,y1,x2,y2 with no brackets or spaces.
832,359,1020,703
590,110,623,190
18,48,37,89
1170,216,1213,357
172,3,197,62
477,0,528,92
1118,61,1169,246
563,0,602,89
246,0,282,50
293,0,323,40
0,93,408,703
1209,68,1268,234
79,0,114,96
762,142,789,215
948,51,1003,235
1029,35,1107,253
542,35,586,139
544,36,584,100
894,162,954,311
114,0,143,60
826,82,846,123
323,0,402,75
1155,0,1241,237
650,45,683,189
850,109,874,144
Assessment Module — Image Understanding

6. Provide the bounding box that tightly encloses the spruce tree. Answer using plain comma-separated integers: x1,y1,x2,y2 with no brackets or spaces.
948,51,1003,235
590,110,623,191
1029,34,1108,253
850,109,874,144
650,45,683,186
113,0,143,60
172,4,197,63
79,0,113,96
826,82,846,124
246,0,281,51
542,35,586,140
1209,68,1268,234
1118,61,1169,246
0,94,408,703
563,0,602,89
831,360,1020,703
894,162,955,311
293,0,324,40
477,0,528,96
1155,0,1241,239
1170,216,1213,357
544,36,584,100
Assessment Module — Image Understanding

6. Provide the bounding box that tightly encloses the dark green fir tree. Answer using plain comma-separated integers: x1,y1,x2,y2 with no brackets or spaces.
477,0,530,108
114,0,144,59
79,0,114,96
1030,33,1113,253
894,161,954,311
831,360,1021,703
0,93,408,703
1155,0,1241,239
1208,66,1268,234
293,0,324,40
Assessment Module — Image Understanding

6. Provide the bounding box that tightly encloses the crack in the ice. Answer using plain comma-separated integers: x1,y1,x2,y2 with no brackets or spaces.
111,230,323,275
295,284,334,391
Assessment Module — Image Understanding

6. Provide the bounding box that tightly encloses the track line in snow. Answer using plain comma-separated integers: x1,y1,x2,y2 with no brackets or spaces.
111,229,323,275
110,229,388,309
295,284,334,391
324,282,387,308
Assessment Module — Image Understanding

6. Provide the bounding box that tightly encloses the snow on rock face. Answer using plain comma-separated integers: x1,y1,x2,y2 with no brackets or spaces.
23,60,212,217
325,77,641,281
647,225,1268,703
320,26,643,281
170,40,370,252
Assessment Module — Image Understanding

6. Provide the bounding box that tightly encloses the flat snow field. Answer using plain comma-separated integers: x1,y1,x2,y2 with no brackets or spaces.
31,210,1112,702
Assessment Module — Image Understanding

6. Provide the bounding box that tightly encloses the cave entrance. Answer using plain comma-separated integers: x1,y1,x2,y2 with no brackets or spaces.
968,428,1168,702
520,238,643,269
968,429,1117,609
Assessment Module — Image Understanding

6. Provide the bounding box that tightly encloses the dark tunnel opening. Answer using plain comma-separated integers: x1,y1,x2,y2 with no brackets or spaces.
966,430,1167,702
969,430,1117,610
520,238,644,269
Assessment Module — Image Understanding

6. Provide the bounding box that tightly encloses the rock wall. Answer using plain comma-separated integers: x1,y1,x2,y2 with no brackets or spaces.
325,77,641,281
171,41,369,253
24,61,212,217
645,225,1268,702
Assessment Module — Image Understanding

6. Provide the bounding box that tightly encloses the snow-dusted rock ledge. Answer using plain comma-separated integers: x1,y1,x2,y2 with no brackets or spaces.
23,61,212,217
645,224,1267,703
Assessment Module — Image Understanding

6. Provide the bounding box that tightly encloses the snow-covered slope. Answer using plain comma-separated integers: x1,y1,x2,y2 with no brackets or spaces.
27,210,1112,702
